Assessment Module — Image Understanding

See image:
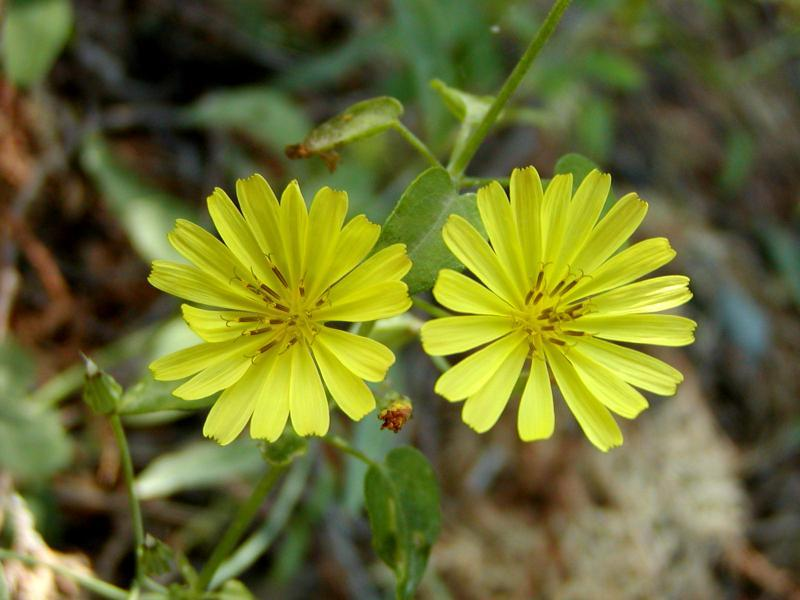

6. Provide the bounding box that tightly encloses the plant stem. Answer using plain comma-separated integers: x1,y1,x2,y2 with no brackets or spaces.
108,415,145,588
323,435,380,469
447,0,572,179
195,464,288,591
412,297,450,319
393,122,442,168
0,548,128,600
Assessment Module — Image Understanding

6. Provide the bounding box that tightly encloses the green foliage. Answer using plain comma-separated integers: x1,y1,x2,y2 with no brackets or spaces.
80,134,189,262
81,353,122,415
135,440,264,500
181,87,311,153
118,376,214,416
364,447,441,599
376,167,480,294
286,97,404,170
555,152,616,210
259,427,308,466
0,338,70,482
1,0,73,87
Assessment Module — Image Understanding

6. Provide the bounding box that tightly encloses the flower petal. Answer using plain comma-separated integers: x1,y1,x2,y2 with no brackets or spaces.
432,269,513,316
312,341,375,421
567,349,648,418
517,357,554,441
570,314,697,346
250,349,290,442
442,214,522,305
564,238,676,302
540,173,572,266
207,188,277,287
181,305,259,342
325,215,381,287
572,192,648,275
236,174,288,275
304,187,348,300
168,219,248,286
558,170,611,267
150,336,264,381
462,338,527,433
149,261,265,312
288,343,329,437
589,275,693,315
572,337,683,395
477,181,527,295
327,244,411,301
313,281,411,322
279,181,309,287
420,315,513,356
202,364,263,445
314,327,395,382
434,330,526,401
545,344,623,451
510,166,544,281
172,354,254,400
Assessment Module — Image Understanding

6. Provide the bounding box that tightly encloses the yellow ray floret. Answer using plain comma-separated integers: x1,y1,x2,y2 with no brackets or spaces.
148,174,411,444
421,166,696,451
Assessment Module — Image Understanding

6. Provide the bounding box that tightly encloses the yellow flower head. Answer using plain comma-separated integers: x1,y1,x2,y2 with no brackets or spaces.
421,167,696,451
148,175,411,444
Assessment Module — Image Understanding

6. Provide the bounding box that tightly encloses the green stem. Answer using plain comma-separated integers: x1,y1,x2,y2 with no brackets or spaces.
109,415,145,588
195,464,288,591
0,549,128,600
447,0,572,178
392,122,442,168
412,297,450,319
323,435,380,469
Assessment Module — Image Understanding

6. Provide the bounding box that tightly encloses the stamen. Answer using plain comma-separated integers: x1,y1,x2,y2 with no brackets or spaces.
551,279,566,295
524,290,534,304
564,330,585,336
260,284,280,300
534,270,545,291
245,327,272,336
258,340,278,354
532,291,544,305
541,325,556,332
272,265,288,288
269,318,283,325
549,338,566,346
273,303,290,313
561,278,580,295
237,316,262,323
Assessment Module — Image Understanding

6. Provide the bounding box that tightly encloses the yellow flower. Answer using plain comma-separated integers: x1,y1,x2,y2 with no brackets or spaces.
148,175,411,444
420,167,695,451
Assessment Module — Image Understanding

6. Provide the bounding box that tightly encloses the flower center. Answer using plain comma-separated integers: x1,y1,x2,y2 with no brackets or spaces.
512,267,591,357
229,264,327,356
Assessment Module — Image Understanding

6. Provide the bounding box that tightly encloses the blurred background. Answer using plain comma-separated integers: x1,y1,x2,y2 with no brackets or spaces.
1,0,800,597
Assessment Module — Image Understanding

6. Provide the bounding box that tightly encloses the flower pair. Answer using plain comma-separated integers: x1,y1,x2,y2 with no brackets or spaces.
149,169,695,451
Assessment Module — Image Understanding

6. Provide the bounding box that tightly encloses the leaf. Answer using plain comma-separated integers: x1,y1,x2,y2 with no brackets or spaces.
376,167,481,294
430,78,492,124
181,86,311,153
286,96,403,170
364,446,441,599
118,375,214,415
135,440,264,499
1,0,73,88
0,338,71,482
80,134,189,262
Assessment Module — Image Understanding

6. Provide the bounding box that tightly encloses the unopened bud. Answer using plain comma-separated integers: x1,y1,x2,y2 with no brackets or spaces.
81,353,122,415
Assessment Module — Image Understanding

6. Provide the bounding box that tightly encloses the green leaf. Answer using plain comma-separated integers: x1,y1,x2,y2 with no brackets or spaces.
376,167,481,294
118,375,214,415
214,579,255,600
259,427,307,466
135,440,264,500
430,78,492,124
181,86,311,153
80,134,189,262
286,96,403,170
81,353,122,415
1,0,73,88
0,338,71,482
364,447,441,599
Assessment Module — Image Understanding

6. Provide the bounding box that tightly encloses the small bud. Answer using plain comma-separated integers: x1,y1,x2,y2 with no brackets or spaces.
378,396,413,433
259,427,307,466
140,533,173,577
81,353,122,415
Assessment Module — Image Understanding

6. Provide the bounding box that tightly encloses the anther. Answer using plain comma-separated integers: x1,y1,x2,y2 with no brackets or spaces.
258,340,278,354
237,316,262,323
541,325,556,332
534,270,545,290
245,327,272,336
561,278,580,295
273,303,290,313
551,279,566,295
525,290,534,304
272,265,288,288
260,284,280,300
549,338,566,346
532,291,544,305
564,330,585,336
